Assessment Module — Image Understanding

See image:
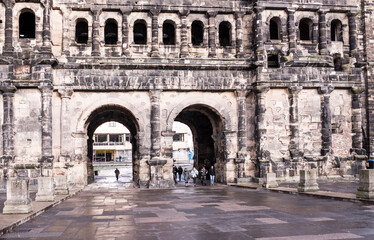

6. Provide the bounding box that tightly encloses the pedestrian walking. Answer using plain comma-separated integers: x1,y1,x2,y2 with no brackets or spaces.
200,166,208,186
209,166,215,185
190,167,199,186
183,168,190,187
177,166,183,182
173,165,178,184
114,168,120,181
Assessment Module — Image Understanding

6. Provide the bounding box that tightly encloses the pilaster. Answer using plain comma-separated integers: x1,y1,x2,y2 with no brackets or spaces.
58,89,74,161
348,12,358,59
288,86,302,161
351,87,365,154
3,1,15,54
318,86,334,156
287,8,297,55
150,9,160,57
179,10,190,58
1,85,16,162
41,0,52,51
235,89,249,180
318,10,328,55
254,7,265,64
91,8,101,57
235,12,245,58
121,9,130,57
207,11,217,58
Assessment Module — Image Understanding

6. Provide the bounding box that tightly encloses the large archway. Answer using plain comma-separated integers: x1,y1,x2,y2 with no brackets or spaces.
174,104,225,182
84,105,140,184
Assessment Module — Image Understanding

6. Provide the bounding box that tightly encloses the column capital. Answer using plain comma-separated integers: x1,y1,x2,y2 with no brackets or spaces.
235,89,249,98
287,8,296,14
288,86,303,95
38,84,53,92
254,6,264,13
253,85,270,94
318,9,328,15
0,84,17,94
318,86,334,95
120,7,132,15
179,9,190,17
206,11,218,18
90,7,102,16
58,89,73,99
235,12,245,19
4,0,15,8
352,86,365,94
149,8,161,17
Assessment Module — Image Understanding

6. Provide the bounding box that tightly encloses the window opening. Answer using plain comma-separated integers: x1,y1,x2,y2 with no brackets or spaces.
19,11,35,38
105,19,118,45
163,21,176,45
270,17,281,40
134,20,147,44
331,19,343,42
219,21,231,46
75,20,88,44
299,18,312,41
192,20,204,46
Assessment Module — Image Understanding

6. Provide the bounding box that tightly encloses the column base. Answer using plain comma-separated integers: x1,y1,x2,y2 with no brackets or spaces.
3,202,32,214
3,179,33,214
235,177,251,184
356,170,374,199
263,173,278,189
36,177,55,202
54,175,69,195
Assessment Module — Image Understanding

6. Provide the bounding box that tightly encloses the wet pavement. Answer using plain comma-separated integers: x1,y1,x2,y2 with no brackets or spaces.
1,178,374,240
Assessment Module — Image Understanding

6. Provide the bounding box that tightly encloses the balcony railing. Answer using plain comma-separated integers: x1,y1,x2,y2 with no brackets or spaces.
93,141,125,146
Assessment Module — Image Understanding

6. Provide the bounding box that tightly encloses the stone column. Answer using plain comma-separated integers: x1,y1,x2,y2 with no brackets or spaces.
179,10,189,58
39,85,54,175
298,169,319,192
62,7,71,56
42,1,52,51
254,86,270,177
3,179,32,214
351,87,364,153
287,8,297,55
235,12,245,58
348,12,358,58
35,177,55,202
150,9,160,57
58,89,74,161
319,86,334,156
91,9,101,57
207,11,217,58
54,175,69,195
121,9,130,57
318,10,328,55
1,85,16,164
288,87,302,165
3,1,14,54
356,169,374,199
235,89,248,180
254,7,265,64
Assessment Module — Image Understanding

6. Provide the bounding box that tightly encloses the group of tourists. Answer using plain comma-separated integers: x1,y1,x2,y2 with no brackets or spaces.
173,165,215,187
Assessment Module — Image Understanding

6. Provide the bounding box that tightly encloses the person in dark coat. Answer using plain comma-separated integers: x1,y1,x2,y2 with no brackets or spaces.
114,168,120,181
173,165,178,184
177,166,183,182
209,166,215,185
200,167,208,186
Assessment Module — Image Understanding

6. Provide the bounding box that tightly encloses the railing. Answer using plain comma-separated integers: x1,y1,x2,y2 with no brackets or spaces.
93,141,125,146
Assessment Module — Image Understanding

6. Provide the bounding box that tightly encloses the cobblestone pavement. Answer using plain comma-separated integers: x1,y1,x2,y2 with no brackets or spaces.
1,180,374,240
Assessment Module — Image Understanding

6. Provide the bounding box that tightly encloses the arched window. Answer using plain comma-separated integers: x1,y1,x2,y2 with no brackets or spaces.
134,20,147,44
299,18,313,41
219,21,231,47
75,19,88,44
331,19,343,42
19,11,35,38
270,17,281,40
163,21,175,45
192,20,204,46
105,19,118,45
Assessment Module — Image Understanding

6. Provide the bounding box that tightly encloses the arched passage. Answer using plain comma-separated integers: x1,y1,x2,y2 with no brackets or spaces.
84,105,140,184
173,105,224,182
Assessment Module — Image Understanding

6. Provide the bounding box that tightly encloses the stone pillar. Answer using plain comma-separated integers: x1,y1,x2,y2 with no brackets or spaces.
287,8,297,55
1,85,16,163
351,87,364,153
254,86,270,177
207,11,217,58
356,169,374,199
121,9,130,57
288,87,302,163
297,169,319,192
235,89,248,180
348,12,358,58
179,10,189,58
42,1,52,51
318,10,328,55
254,7,265,64
263,172,278,189
150,9,160,57
3,179,33,214
3,2,14,54
62,7,71,56
58,89,74,161
54,175,69,195
319,86,334,156
40,84,54,176
35,177,55,202
91,9,101,57
235,12,245,58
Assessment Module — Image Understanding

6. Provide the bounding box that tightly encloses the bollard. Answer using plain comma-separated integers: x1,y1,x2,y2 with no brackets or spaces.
263,172,278,188
3,179,33,214
297,169,319,192
35,177,55,202
54,175,69,195
356,169,374,199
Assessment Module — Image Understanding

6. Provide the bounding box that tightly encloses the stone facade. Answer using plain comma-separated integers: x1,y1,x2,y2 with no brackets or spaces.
0,0,372,188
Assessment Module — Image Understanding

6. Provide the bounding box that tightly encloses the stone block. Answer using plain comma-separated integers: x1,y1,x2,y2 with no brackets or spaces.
35,177,55,202
3,179,33,214
54,175,69,195
263,173,278,189
298,169,319,192
356,170,374,199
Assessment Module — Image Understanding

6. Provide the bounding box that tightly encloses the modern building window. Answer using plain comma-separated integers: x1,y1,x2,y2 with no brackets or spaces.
105,19,118,45
75,19,88,44
219,21,231,46
270,17,281,40
163,21,176,45
173,133,184,142
331,19,343,42
268,54,280,68
191,20,204,46
299,18,313,41
134,20,147,44
125,134,130,142
19,11,35,38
